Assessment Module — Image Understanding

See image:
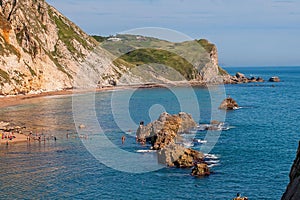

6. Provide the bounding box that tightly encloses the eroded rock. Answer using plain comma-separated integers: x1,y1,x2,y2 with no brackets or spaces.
191,163,210,177
136,112,197,149
219,97,239,110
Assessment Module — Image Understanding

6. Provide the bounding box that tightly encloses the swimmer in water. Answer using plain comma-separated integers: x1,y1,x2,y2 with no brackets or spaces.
121,135,126,144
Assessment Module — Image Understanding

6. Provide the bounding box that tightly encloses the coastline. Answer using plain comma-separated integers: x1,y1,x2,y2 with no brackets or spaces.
0,82,209,109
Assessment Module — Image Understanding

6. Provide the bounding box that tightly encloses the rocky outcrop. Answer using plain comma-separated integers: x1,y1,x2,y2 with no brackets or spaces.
269,76,280,82
0,0,125,95
191,163,210,176
219,97,239,110
136,112,197,149
157,143,204,167
223,72,265,84
136,112,210,175
282,141,300,200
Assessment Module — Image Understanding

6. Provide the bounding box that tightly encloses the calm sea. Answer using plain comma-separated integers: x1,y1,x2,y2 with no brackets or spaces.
0,66,299,199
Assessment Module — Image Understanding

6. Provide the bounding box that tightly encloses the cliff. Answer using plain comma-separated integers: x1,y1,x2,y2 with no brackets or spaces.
282,141,300,200
0,0,228,95
98,35,229,85
0,0,122,95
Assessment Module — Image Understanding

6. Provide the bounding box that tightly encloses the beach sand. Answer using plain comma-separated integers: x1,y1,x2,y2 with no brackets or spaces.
0,84,172,109
0,133,28,144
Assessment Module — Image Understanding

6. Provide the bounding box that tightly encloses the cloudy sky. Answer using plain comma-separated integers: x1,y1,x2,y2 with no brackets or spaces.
46,0,300,67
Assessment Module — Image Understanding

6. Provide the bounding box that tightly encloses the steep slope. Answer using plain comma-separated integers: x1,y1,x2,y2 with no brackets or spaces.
0,0,121,95
98,35,229,84
282,141,300,200
0,0,228,95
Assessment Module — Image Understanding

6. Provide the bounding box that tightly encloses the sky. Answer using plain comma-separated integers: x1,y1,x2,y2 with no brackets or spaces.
46,0,300,67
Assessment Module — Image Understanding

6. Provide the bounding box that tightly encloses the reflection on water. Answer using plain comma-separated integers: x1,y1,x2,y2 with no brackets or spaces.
0,96,75,135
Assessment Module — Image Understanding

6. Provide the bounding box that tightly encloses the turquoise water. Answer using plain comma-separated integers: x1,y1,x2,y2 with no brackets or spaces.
0,67,299,199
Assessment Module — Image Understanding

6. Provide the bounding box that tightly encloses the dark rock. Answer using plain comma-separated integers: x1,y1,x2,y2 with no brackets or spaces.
219,97,239,110
256,77,264,82
269,76,280,82
236,72,245,79
282,141,300,200
191,163,210,176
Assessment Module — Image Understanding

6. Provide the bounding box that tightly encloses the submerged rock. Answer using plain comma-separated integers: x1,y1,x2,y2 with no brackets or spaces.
269,76,280,82
219,97,239,110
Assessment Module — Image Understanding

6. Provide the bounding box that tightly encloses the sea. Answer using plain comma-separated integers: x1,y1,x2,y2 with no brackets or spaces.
0,66,299,199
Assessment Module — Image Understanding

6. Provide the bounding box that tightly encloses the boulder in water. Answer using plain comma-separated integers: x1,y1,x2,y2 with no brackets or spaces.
191,163,210,176
269,76,280,82
219,97,239,110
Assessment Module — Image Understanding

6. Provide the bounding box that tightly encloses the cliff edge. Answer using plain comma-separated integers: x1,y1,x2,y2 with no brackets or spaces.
0,0,123,95
0,0,229,95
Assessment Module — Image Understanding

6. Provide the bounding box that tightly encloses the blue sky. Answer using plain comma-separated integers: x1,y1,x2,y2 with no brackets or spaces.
46,0,300,67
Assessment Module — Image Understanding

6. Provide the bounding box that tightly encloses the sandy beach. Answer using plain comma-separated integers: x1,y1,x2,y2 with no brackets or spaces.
0,83,186,109
0,133,28,144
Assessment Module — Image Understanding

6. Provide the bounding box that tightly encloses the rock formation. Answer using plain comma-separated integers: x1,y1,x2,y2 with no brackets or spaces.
269,76,280,82
0,0,124,95
219,97,239,110
0,0,254,95
136,112,197,149
191,163,210,176
282,141,300,200
223,72,265,84
136,112,210,176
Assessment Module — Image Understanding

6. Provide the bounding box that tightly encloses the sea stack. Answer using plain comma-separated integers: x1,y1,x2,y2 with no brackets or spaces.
136,112,210,176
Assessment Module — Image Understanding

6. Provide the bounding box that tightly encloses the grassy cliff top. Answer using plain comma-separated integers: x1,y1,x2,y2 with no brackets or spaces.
92,34,219,80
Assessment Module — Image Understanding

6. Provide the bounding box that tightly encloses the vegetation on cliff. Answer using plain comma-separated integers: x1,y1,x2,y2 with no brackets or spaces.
94,34,228,82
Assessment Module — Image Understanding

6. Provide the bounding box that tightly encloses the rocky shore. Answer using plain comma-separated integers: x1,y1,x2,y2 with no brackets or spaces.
223,72,264,84
136,112,210,177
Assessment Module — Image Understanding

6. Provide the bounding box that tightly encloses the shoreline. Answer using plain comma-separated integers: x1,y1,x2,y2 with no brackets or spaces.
0,82,210,109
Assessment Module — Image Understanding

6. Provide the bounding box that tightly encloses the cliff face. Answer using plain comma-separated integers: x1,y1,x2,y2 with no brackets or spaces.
282,141,300,200
0,0,227,95
0,0,121,95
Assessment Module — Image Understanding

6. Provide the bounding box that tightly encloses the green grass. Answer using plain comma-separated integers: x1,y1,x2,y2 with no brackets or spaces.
92,35,108,43
49,8,91,58
97,34,224,80
196,39,216,53
218,65,229,76
25,63,37,76
118,48,197,80
0,69,10,83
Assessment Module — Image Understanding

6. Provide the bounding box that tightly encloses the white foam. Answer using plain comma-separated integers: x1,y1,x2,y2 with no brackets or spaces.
136,150,157,153
207,163,220,168
204,154,219,159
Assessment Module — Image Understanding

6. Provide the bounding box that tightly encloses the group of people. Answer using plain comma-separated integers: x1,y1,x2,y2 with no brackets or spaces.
0,132,16,140
27,131,57,142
